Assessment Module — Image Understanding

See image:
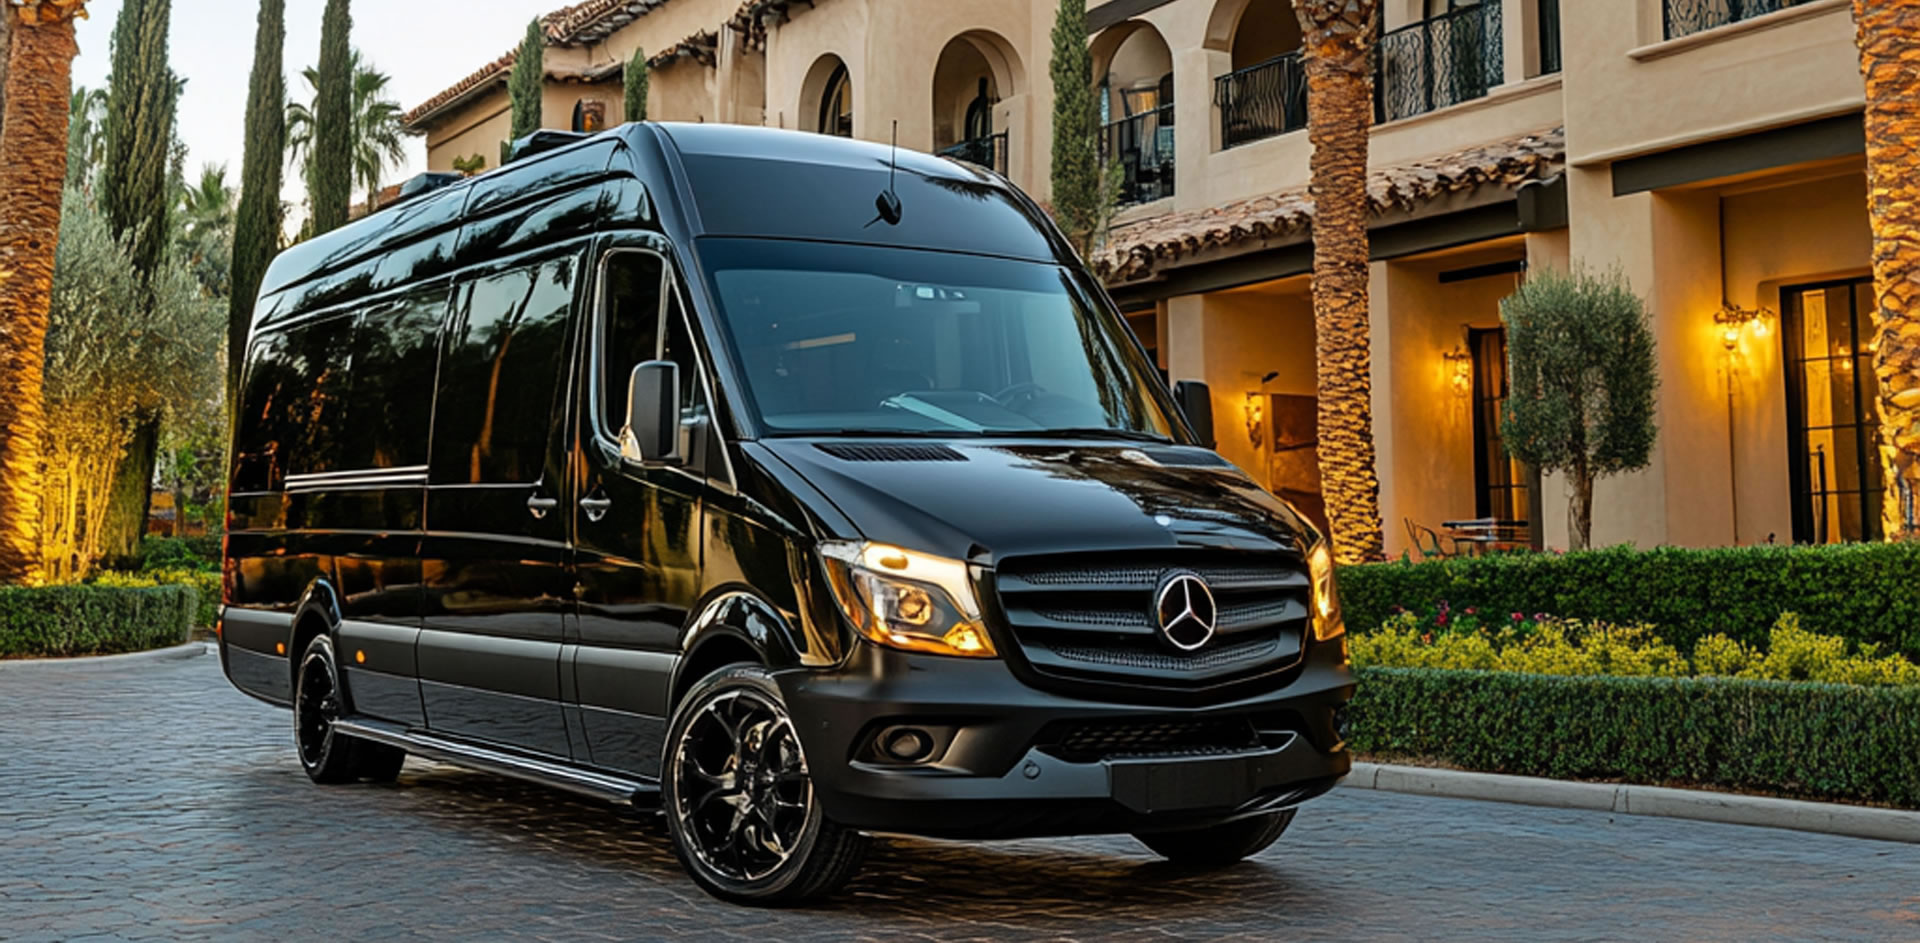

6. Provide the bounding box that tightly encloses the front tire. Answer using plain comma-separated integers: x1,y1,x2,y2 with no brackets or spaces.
293,635,406,785
1133,809,1296,866
662,663,868,905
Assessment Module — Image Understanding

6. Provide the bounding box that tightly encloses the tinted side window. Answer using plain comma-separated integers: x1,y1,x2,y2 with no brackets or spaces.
232,332,295,492
432,257,578,484
600,252,664,436
284,313,356,476
663,289,707,416
347,285,446,469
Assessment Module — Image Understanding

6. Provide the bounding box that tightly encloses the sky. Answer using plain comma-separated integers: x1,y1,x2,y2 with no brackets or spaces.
70,0,555,207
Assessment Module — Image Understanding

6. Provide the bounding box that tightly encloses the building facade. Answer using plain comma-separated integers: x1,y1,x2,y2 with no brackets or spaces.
403,0,1886,557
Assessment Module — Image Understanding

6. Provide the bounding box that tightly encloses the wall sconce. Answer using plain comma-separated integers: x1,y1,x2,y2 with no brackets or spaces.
1714,303,1773,351
1243,392,1265,448
1443,346,1473,397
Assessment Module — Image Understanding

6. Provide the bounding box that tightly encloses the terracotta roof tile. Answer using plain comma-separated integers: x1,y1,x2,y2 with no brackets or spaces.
403,0,675,129
1095,127,1566,282
649,29,720,69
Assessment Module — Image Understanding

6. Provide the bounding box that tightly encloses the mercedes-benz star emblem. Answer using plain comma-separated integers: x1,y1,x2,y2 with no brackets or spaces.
1153,572,1218,652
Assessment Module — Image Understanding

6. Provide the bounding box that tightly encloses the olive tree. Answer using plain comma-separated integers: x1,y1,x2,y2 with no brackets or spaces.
1499,267,1659,550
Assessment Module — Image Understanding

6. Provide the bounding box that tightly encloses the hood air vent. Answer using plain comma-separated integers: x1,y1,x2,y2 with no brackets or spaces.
1141,447,1232,468
816,443,967,463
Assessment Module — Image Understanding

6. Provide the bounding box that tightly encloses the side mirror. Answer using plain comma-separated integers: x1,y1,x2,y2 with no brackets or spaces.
1173,380,1215,450
622,360,682,465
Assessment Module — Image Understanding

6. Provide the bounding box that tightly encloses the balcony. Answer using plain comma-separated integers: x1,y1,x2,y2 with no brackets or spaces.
1375,1,1504,124
938,131,1010,175
1216,51,1308,150
1664,0,1817,40
1102,105,1175,206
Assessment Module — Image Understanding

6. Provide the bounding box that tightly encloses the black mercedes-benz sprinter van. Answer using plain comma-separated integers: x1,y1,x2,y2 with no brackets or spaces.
221,122,1353,905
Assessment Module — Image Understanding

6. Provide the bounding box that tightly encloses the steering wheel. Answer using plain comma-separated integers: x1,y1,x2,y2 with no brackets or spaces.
994,382,1047,408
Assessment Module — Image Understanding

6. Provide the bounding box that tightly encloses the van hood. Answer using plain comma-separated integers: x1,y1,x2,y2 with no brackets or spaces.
756,438,1317,563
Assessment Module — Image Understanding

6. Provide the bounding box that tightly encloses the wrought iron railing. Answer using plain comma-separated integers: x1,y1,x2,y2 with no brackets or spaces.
1664,0,1814,40
1538,0,1562,75
1101,105,1175,205
1215,51,1308,150
938,131,1009,175
1375,1,1504,124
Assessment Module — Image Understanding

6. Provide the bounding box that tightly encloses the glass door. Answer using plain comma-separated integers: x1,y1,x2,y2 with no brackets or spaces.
1781,278,1884,544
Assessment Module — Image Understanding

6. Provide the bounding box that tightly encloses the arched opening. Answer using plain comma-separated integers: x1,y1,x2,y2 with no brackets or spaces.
1211,0,1307,148
802,55,854,137
1093,23,1175,205
930,32,1022,173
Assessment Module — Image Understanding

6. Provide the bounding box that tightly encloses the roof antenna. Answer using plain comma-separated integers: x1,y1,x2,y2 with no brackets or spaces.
868,120,904,227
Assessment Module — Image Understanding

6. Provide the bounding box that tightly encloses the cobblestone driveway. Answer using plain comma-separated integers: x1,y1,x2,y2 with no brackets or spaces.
2,647,1916,942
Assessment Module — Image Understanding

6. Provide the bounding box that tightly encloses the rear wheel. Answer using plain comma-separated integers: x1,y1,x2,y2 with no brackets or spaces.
662,663,868,905
1133,809,1296,866
293,634,406,785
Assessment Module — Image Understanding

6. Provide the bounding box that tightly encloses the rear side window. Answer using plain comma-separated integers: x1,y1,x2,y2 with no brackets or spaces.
345,285,445,469
432,257,578,484
232,331,296,492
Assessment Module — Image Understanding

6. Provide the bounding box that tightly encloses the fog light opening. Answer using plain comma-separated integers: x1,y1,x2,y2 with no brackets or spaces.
880,727,936,763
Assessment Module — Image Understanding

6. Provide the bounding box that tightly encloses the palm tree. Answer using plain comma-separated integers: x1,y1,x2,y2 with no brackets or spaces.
1294,0,1386,564
0,0,90,586
176,163,235,297
1853,0,1920,541
287,51,407,213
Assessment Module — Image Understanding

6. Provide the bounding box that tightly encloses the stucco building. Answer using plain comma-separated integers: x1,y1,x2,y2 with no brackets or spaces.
402,0,1887,556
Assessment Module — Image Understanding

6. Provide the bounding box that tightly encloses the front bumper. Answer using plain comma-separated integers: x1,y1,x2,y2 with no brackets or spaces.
777,639,1355,839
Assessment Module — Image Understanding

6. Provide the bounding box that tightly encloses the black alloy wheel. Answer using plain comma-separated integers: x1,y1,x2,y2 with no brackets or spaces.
292,634,405,785
663,664,867,905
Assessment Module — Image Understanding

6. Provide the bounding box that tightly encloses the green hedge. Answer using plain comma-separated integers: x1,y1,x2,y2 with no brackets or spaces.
1351,666,1920,808
0,584,198,658
1339,543,1920,659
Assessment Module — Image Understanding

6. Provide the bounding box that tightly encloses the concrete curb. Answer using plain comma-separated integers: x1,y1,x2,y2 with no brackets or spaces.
1343,761,1920,844
0,640,209,671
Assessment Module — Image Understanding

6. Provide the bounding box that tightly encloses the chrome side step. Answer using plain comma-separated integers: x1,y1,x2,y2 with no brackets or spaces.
334,717,659,807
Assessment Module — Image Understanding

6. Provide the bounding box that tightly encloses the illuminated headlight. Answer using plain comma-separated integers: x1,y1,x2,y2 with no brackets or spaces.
1308,540,1344,642
820,541,997,658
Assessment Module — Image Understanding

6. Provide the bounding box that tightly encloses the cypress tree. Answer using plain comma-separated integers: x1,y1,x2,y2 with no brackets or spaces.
310,0,352,235
100,0,176,279
624,47,648,122
97,0,179,558
1048,0,1105,258
510,18,544,143
228,0,287,409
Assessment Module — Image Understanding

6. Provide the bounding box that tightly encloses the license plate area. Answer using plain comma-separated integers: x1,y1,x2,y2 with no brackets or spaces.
1107,738,1296,814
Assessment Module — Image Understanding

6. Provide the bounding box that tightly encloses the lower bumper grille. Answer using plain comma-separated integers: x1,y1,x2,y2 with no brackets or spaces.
1038,716,1263,763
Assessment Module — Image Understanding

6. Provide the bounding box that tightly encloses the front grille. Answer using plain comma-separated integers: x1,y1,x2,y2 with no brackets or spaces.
994,551,1310,690
1038,716,1262,763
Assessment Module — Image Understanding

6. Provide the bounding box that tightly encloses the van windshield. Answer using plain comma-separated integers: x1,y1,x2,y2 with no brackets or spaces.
699,238,1177,440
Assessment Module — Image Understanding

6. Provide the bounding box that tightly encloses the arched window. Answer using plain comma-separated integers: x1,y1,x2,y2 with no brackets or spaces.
819,64,853,138
963,78,994,142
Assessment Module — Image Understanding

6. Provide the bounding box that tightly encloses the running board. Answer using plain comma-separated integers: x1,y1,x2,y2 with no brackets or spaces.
334,717,659,807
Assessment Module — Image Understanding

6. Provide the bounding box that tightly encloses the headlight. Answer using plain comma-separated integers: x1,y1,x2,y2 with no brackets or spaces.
820,541,997,658
1308,540,1343,641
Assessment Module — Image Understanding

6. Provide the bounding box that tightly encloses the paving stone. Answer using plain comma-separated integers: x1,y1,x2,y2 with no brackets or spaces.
2,652,1917,941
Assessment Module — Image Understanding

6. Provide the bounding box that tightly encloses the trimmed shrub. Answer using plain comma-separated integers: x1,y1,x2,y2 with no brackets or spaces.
94,569,220,628
0,584,198,658
1353,611,1920,685
1351,666,1920,808
1338,542,1920,658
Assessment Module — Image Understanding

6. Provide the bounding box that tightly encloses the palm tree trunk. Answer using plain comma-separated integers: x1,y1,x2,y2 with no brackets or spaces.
1854,0,1920,541
1296,0,1386,564
0,8,82,586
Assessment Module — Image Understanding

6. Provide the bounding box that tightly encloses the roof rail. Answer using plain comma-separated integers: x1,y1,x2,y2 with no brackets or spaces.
507,129,591,165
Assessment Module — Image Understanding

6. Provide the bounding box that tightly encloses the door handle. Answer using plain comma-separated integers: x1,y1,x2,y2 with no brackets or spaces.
526,493,559,519
580,494,613,522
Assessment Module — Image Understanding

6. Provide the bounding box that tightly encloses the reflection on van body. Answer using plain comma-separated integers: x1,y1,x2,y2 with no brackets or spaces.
222,123,1353,905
